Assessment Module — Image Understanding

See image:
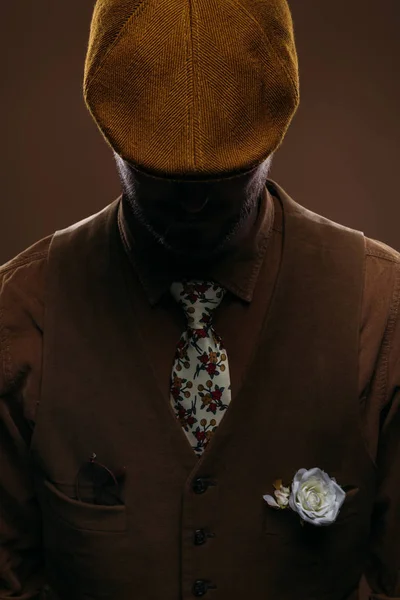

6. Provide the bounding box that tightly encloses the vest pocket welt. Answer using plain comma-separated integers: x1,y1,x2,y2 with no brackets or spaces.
37,477,131,598
39,477,127,532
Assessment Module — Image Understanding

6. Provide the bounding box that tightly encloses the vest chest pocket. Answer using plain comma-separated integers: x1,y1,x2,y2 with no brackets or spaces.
40,477,127,532
262,486,367,575
37,478,131,598
261,486,371,597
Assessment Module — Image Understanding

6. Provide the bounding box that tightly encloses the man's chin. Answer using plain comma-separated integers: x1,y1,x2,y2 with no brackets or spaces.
163,241,216,263
153,221,238,264
159,235,224,264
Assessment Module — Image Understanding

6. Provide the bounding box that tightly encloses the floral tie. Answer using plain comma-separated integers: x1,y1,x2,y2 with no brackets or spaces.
170,281,232,457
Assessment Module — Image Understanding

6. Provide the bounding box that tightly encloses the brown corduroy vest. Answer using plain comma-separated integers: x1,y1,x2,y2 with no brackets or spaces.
30,183,377,600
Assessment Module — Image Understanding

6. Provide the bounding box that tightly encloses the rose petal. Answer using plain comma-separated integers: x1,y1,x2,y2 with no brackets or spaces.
263,494,280,508
275,491,289,507
292,468,307,483
331,480,346,504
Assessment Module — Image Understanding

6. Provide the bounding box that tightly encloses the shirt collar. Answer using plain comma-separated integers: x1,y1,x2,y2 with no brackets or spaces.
117,182,279,306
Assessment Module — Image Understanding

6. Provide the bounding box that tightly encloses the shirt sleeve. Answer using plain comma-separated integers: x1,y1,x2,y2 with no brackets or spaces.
0,248,49,599
364,260,400,599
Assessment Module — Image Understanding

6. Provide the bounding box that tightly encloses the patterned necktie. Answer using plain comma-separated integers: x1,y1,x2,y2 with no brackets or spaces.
170,281,232,457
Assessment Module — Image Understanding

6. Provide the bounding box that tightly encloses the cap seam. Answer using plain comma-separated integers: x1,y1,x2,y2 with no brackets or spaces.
84,2,145,92
225,0,299,98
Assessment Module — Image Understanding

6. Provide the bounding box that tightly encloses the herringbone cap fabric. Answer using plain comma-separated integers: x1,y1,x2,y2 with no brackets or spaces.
83,0,300,181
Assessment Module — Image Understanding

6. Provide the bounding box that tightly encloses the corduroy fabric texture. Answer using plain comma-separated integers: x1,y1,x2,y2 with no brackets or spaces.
83,0,300,181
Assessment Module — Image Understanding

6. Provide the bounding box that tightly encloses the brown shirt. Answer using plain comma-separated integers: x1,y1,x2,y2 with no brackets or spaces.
0,179,399,598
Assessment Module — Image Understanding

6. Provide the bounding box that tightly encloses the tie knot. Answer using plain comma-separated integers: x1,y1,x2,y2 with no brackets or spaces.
170,281,225,328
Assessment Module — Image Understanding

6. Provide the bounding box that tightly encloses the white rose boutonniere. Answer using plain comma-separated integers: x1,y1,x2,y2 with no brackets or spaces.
263,467,346,526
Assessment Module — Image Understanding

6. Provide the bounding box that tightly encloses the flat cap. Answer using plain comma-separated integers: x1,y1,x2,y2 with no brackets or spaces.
83,0,300,181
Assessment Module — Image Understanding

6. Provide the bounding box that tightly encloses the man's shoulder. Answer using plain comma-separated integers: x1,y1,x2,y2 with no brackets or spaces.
362,235,400,336
0,235,52,277
303,198,400,265
0,235,54,391
0,236,53,335
364,235,400,264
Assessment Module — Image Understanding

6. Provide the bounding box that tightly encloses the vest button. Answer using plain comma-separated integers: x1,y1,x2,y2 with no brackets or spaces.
194,528,207,545
192,477,208,494
192,579,208,596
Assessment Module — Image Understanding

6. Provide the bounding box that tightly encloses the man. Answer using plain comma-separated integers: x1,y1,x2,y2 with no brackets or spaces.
0,0,399,598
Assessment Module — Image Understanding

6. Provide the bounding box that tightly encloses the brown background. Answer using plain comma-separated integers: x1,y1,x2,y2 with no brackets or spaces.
1,1,399,596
